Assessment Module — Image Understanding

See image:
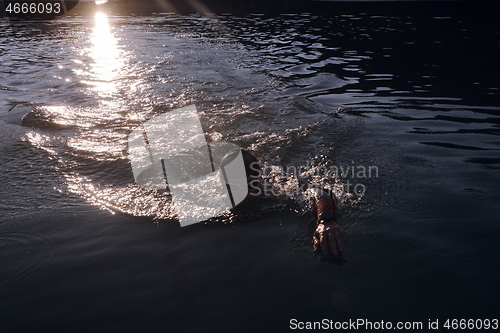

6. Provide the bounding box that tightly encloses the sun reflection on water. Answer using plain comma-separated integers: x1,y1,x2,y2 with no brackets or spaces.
65,12,129,157
81,12,124,100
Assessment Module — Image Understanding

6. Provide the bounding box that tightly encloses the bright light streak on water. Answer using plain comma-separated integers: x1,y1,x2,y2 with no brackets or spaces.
84,12,123,99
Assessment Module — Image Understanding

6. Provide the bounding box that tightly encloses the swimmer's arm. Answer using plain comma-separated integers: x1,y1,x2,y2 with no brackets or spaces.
313,221,349,257
311,190,349,257
296,180,349,256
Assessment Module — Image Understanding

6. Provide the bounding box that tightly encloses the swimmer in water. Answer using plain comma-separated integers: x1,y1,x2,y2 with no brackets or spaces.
238,149,349,263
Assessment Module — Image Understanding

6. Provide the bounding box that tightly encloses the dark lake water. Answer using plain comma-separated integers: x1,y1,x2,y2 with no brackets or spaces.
1,2,499,332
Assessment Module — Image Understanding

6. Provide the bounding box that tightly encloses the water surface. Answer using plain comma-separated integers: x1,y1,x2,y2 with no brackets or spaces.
1,5,499,332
